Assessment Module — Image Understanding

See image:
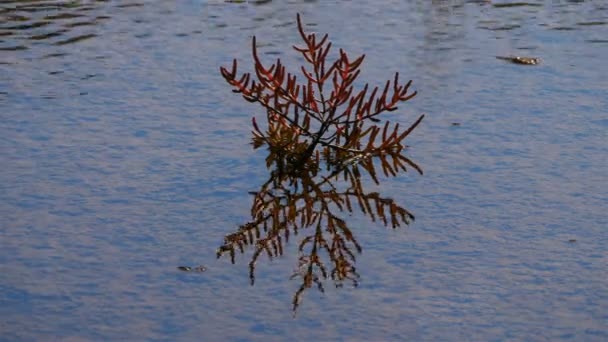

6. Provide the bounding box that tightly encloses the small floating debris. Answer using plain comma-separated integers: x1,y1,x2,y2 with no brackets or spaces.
451,122,461,126
496,56,540,65
568,239,577,243
493,2,542,8
177,265,207,272
586,39,608,44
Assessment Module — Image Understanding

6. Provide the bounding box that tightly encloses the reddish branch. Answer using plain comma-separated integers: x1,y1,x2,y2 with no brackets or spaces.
220,14,424,173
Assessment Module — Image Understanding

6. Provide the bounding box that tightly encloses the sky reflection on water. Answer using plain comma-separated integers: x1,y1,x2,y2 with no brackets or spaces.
1,0,607,341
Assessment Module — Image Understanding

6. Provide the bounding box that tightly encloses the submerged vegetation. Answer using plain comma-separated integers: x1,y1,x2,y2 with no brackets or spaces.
218,14,424,312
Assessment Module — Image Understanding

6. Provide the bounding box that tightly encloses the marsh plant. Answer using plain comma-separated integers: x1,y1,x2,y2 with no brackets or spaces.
218,14,424,312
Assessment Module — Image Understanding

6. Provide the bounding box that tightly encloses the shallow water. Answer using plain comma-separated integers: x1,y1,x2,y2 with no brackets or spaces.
1,0,607,340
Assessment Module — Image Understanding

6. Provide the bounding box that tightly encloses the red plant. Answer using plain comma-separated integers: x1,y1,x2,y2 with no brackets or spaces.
220,14,424,181
218,14,424,312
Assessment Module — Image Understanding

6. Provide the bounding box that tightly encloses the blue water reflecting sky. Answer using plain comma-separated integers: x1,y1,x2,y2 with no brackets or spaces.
1,0,607,340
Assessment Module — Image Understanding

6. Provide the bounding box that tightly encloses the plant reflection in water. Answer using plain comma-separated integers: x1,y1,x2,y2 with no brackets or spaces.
217,14,424,312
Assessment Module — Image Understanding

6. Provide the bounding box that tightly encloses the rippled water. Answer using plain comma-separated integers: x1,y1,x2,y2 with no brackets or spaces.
1,0,607,340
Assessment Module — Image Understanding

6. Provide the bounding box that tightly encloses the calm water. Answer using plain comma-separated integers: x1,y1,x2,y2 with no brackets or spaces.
1,0,607,340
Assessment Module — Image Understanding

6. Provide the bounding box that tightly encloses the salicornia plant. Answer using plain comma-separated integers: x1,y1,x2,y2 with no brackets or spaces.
218,14,424,312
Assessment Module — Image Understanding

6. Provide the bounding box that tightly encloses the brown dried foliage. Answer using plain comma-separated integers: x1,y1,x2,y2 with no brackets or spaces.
217,14,424,313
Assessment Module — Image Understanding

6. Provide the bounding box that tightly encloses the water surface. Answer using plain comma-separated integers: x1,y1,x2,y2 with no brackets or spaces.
1,0,607,340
